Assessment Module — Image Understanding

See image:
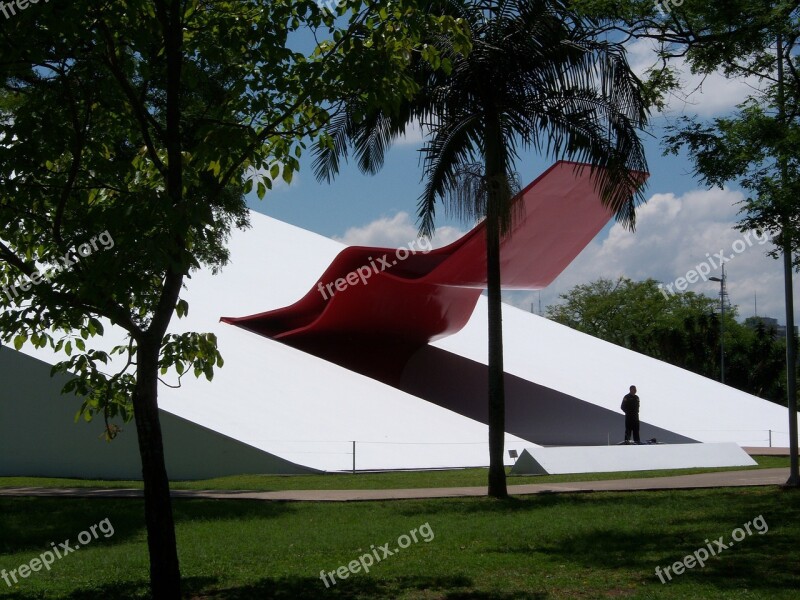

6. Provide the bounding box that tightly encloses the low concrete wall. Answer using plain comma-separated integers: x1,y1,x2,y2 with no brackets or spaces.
510,443,756,475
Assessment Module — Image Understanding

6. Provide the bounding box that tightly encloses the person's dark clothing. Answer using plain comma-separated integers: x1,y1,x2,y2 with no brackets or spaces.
624,413,640,443
621,393,640,443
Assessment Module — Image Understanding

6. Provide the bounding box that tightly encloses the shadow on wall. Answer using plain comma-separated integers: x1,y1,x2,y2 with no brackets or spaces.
0,345,317,479
399,345,697,446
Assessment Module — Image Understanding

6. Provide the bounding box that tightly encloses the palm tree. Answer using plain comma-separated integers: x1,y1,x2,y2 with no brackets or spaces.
314,0,649,498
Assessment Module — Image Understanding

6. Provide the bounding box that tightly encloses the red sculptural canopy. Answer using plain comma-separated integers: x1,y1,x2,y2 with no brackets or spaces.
222,161,647,382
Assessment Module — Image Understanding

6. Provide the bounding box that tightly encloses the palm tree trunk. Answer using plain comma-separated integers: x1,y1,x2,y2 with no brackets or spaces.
485,208,508,498
133,339,182,598
485,113,508,499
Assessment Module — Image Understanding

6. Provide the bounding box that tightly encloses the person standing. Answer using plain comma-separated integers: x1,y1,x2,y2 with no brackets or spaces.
621,385,640,444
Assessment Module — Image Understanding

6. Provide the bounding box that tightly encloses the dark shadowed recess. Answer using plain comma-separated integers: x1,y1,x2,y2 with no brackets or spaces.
400,345,697,446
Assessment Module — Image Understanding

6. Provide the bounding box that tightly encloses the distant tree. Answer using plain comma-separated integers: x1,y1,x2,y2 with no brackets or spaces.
726,320,788,405
546,278,716,363
575,0,800,485
546,278,788,403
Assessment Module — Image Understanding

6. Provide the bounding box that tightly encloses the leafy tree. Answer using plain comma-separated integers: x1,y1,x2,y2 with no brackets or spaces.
574,0,800,484
727,319,790,404
572,0,797,96
547,277,719,368
314,0,649,498
547,277,789,403
0,1,464,596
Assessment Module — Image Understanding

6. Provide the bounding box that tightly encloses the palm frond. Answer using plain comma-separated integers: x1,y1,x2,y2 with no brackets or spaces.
416,109,483,237
318,0,649,236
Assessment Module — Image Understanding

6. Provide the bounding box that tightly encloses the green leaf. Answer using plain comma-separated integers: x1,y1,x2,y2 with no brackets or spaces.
13,334,26,351
176,299,189,318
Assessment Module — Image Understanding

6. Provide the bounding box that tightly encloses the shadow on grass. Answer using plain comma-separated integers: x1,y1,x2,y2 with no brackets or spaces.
0,575,545,600
0,580,150,600
387,490,690,520
196,575,545,600
391,486,800,520
515,525,799,594
494,489,800,595
0,577,220,600
0,498,297,555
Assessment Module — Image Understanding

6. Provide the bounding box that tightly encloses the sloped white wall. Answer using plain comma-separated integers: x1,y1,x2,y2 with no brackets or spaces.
0,346,317,479
436,299,794,447
2,210,794,480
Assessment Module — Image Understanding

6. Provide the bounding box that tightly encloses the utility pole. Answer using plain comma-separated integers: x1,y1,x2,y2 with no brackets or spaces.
777,33,799,486
709,265,727,384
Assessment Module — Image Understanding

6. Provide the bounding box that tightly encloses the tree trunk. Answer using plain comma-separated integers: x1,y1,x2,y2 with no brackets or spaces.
777,34,799,486
133,339,182,598
486,208,508,498
484,112,508,499
782,236,799,486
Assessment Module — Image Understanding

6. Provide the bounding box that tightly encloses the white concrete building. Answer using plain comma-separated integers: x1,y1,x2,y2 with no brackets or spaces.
0,210,792,479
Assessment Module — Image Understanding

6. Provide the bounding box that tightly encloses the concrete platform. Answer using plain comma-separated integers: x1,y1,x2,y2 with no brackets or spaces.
510,443,756,475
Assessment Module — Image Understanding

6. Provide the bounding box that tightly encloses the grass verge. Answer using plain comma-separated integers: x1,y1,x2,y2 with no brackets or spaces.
0,456,788,492
0,486,797,599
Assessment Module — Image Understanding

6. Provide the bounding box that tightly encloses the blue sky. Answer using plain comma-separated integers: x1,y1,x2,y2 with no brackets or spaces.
251,122,694,236
246,37,796,322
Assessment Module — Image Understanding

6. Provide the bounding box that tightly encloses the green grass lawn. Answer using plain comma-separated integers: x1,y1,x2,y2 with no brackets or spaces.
0,486,797,599
0,456,789,492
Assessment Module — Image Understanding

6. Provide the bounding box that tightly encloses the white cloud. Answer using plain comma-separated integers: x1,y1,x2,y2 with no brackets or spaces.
334,211,466,249
626,38,763,117
396,121,428,146
529,187,791,321
334,196,793,325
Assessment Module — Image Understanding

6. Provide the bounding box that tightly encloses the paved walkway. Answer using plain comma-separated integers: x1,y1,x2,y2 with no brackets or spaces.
0,468,790,502
743,446,798,456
